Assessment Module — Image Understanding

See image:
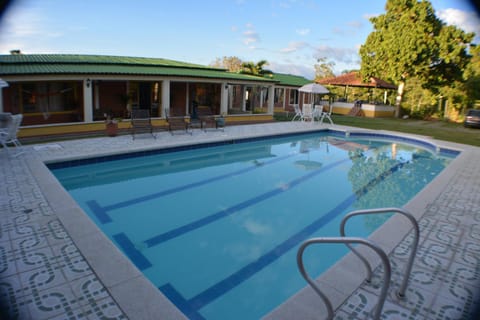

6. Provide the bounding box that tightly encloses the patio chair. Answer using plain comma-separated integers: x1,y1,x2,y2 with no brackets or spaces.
131,109,156,139
291,104,302,121
313,105,323,121
165,109,192,135
197,106,224,131
320,103,334,125
301,104,314,122
0,113,25,156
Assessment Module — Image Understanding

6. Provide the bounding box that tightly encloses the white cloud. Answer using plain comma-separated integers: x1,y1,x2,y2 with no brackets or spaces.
268,61,315,79
243,219,272,235
437,8,480,40
0,5,65,54
243,25,260,46
280,41,308,53
1,8,45,37
363,13,379,20
313,45,358,64
296,28,310,36
348,20,363,29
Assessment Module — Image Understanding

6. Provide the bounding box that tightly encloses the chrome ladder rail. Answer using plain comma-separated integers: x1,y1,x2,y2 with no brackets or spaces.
297,237,391,320
340,207,419,298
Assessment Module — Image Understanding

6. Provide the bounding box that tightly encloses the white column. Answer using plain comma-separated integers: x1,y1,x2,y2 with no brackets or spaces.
83,79,93,122
220,82,228,115
260,89,264,110
186,82,190,115
0,79,8,113
267,85,274,114
94,81,100,111
162,80,170,117
242,85,247,112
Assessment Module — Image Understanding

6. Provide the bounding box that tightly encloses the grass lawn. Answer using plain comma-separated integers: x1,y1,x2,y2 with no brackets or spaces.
275,113,480,147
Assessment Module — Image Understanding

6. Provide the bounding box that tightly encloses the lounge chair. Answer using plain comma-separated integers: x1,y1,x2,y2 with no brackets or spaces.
165,109,191,135
301,104,314,122
197,106,224,131
0,113,25,156
291,104,302,121
131,109,156,139
320,103,334,125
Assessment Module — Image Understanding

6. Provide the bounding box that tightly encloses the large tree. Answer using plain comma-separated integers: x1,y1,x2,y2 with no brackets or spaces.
314,57,335,80
359,0,474,117
210,56,243,72
464,44,480,102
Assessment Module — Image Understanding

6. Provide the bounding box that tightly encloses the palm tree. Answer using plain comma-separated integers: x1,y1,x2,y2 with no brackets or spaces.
240,60,273,77
239,60,273,111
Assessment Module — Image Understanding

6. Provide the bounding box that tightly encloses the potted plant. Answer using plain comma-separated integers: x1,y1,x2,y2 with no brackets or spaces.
104,112,120,137
216,112,226,128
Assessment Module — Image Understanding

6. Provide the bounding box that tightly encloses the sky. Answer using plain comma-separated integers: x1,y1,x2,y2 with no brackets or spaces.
0,0,479,79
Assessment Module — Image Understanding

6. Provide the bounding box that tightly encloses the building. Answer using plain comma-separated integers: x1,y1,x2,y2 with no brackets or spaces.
0,53,311,140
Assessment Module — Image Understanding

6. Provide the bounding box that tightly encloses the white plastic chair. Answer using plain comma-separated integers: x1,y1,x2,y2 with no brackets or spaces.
320,103,334,125
302,104,314,122
291,104,302,121
0,114,24,156
313,105,323,121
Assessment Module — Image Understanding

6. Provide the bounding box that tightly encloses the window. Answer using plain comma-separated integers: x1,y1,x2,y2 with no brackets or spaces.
21,82,80,114
289,89,298,104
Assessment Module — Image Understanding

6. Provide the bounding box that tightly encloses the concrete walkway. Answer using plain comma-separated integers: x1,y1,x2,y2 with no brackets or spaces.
1,122,479,319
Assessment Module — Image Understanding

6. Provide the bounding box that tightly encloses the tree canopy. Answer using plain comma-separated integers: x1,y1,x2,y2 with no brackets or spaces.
359,0,475,118
239,59,273,77
314,57,335,80
209,56,243,72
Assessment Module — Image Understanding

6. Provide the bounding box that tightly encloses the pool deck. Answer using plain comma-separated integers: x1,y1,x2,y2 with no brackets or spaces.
1,122,479,319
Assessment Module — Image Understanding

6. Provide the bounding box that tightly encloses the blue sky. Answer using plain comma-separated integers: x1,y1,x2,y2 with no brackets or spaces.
0,0,479,79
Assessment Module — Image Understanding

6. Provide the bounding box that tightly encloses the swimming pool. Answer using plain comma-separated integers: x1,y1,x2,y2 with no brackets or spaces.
49,131,456,319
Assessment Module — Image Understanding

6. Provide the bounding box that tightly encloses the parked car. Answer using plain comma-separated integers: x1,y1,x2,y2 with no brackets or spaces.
464,109,480,128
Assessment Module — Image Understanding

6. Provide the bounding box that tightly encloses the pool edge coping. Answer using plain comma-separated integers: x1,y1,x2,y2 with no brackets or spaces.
28,123,471,320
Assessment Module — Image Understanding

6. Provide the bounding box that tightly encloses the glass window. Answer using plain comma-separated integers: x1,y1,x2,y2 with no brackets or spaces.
21,82,80,114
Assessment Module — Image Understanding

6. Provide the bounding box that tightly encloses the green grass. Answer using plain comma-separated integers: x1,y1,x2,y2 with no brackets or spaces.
274,113,480,147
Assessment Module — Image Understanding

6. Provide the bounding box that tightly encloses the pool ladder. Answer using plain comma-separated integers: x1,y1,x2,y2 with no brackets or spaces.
297,207,420,320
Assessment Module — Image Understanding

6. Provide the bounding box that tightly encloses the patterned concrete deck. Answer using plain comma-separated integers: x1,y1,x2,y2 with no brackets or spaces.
1,122,479,319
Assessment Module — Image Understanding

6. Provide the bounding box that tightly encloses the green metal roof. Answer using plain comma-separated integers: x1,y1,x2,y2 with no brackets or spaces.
269,73,311,86
0,54,275,83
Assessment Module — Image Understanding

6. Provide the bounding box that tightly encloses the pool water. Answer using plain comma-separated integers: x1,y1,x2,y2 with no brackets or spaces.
50,132,455,320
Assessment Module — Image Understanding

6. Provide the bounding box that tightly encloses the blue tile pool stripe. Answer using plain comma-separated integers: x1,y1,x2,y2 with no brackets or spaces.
86,200,112,224
112,233,152,271
157,160,406,314
160,284,206,320
46,130,328,169
187,193,356,311
144,157,351,248
88,154,293,223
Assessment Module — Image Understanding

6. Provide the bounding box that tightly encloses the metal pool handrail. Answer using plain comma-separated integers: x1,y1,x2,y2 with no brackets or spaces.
340,207,419,298
297,237,391,320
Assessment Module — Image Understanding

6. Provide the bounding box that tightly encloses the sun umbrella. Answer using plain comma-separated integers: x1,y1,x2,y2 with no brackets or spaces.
298,83,330,95
298,83,329,107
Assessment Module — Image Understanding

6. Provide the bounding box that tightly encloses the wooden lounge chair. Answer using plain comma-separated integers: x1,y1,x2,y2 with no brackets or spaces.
131,109,156,139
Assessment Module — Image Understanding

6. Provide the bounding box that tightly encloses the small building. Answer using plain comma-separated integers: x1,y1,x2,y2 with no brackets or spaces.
0,53,311,140
317,71,398,118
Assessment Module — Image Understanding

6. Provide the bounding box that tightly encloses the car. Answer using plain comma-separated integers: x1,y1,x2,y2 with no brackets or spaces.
464,109,480,128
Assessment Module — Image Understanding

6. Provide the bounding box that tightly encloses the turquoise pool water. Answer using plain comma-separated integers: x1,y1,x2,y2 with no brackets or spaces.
50,131,455,319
